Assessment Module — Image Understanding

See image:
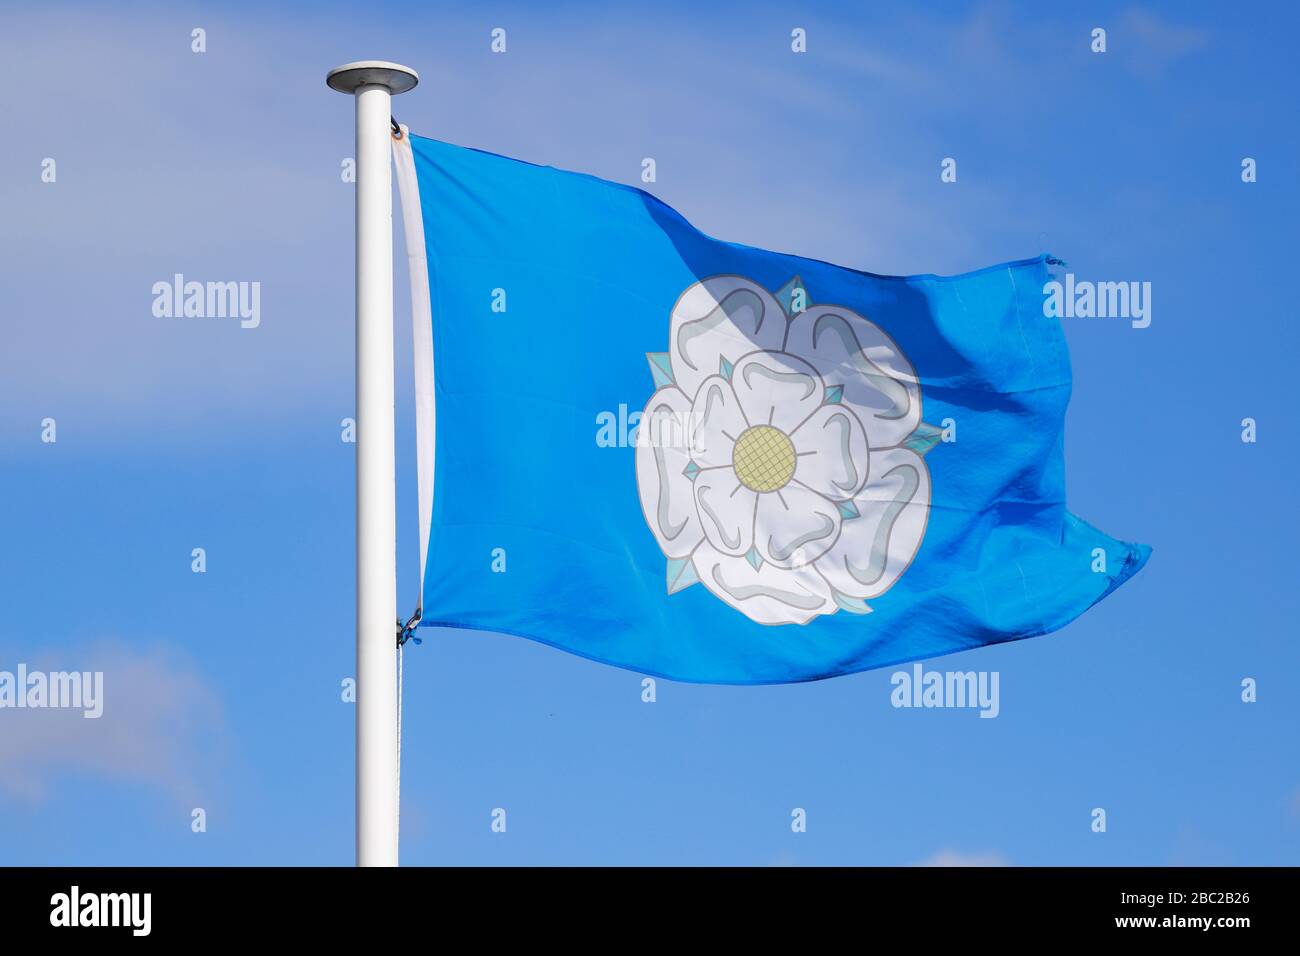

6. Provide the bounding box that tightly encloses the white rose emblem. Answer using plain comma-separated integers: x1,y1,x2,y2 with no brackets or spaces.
635,276,937,625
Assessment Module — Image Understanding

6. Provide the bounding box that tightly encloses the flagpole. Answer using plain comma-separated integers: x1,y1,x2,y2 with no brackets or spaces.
327,60,419,868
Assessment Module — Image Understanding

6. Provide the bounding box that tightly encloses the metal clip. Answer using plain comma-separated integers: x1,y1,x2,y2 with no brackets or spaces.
396,608,423,648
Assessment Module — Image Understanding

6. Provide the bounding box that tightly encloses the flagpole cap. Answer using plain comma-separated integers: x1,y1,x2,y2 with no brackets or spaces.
327,61,419,95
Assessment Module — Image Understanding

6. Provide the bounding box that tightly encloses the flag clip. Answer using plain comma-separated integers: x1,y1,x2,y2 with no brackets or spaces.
391,116,403,140
397,608,422,648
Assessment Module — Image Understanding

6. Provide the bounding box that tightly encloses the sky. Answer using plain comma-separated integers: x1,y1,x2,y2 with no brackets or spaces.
1,0,1297,865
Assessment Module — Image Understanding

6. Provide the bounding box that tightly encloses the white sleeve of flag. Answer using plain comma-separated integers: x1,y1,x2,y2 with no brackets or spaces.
392,126,435,616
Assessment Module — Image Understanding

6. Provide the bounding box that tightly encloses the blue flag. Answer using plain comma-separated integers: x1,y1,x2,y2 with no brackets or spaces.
392,130,1150,684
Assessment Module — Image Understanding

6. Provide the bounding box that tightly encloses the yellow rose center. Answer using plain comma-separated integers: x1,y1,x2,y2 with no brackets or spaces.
732,425,797,493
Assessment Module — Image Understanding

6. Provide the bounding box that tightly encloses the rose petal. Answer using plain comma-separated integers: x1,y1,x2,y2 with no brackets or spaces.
669,277,788,401
754,483,842,569
689,375,748,469
785,305,920,448
730,350,824,434
693,470,757,557
813,446,930,599
634,386,704,559
791,404,870,500
693,540,835,625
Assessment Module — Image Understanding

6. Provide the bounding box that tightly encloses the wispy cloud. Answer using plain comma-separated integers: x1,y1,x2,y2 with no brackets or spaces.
1120,8,1210,72
0,1,1057,446
0,640,225,805
915,848,1009,867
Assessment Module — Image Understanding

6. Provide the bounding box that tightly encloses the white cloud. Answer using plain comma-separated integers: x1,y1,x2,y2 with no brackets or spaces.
0,640,225,806
916,848,1009,867
0,2,1065,447
1120,8,1210,68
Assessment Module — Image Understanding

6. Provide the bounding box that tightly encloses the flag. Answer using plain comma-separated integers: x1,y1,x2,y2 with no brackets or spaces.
391,129,1150,684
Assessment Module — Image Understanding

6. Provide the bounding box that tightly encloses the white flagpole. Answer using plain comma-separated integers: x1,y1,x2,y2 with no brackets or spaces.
327,60,419,868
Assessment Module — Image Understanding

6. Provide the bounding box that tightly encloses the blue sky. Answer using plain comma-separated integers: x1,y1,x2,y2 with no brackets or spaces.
1,0,1297,865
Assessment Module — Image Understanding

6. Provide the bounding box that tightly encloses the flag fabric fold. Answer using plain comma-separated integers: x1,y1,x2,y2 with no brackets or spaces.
392,129,1149,684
